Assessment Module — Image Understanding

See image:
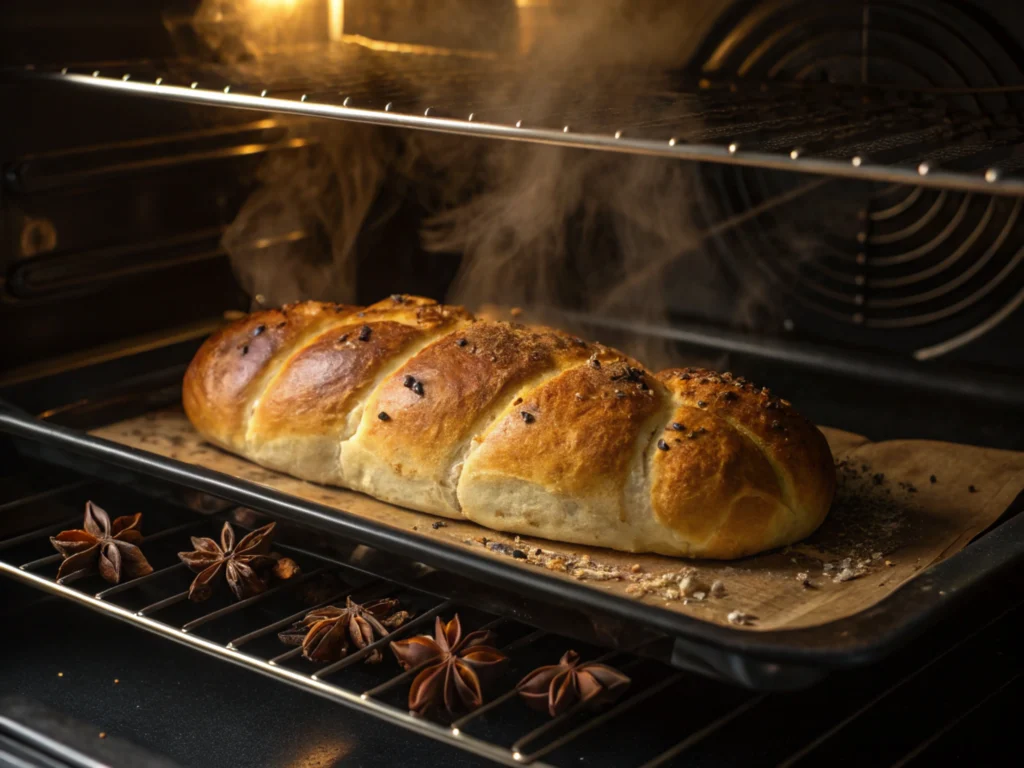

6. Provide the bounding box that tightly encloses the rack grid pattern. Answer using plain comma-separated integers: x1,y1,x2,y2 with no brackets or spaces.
22,41,1024,196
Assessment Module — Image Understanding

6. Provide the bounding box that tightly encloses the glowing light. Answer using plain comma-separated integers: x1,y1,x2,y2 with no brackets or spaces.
328,0,344,41
252,0,299,9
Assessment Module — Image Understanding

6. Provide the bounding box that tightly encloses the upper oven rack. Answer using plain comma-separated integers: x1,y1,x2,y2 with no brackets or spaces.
18,39,1024,196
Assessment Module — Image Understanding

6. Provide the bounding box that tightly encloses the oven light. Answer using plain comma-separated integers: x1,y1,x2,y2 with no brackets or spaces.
251,0,300,8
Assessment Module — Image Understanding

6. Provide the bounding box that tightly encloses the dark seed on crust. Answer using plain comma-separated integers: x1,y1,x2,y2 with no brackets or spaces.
521,411,535,424
456,338,468,347
377,412,390,421
358,325,372,342
670,423,684,431
657,439,670,451
412,381,424,396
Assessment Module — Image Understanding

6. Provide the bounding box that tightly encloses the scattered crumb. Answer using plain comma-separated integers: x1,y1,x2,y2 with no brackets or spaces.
930,475,937,484
510,307,523,317
679,574,710,598
630,564,643,574
885,560,895,567
710,580,726,597
796,572,817,589
113,679,119,684
969,485,978,493
727,610,758,626
692,591,706,601
431,521,447,530
834,567,862,583
57,672,63,678
871,552,883,560
98,733,107,739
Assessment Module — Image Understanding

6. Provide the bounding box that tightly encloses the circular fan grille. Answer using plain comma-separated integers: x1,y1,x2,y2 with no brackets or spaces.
698,0,1024,358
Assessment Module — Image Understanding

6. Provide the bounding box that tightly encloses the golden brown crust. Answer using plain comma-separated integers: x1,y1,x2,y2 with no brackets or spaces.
183,298,836,560
463,353,664,507
182,301,357,451
651,406,786,558
358,322,594,484
657,368,836,549
251,304,469,440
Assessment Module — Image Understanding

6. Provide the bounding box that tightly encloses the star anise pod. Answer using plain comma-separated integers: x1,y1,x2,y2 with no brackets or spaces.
49,501,153,584
177,521,276,601
516,650,630,717
278,596,410,663
390,614,508,716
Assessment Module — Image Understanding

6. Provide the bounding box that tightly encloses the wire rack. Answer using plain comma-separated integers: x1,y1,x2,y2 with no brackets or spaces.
0,480,712,768
18,39,1024,196
3,461,1024,766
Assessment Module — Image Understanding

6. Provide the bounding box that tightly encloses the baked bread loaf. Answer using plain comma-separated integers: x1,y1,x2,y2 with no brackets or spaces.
183,295,836,559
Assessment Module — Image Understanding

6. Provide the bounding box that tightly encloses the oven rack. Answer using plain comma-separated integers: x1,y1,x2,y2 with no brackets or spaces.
0,493,753,768
5,471,1024,768
19,42,1024,197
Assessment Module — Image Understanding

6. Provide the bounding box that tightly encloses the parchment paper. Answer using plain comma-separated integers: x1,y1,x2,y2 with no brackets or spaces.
92,408,1024,631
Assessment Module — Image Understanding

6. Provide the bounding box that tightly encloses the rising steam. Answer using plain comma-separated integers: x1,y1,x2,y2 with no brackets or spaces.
184,0,741,367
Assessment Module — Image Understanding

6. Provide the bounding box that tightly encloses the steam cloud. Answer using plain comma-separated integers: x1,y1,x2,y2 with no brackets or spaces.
186,0,748,368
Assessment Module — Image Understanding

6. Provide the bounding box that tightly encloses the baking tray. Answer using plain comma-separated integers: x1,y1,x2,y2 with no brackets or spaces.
2,391,1023,693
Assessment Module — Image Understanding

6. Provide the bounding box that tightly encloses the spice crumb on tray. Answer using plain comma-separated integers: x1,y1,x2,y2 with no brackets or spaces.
727,610,757,626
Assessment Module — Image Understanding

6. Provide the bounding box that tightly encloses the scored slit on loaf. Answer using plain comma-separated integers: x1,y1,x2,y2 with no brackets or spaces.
183,295,836,559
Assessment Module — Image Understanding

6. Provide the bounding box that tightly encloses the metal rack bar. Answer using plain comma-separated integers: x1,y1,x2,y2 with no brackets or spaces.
638,694,768,768
38,69,1024,196
516,669,684,764
180,566,331,633
0,480,92,514
0,517,80,552
94,561,188,599
137,590,189,616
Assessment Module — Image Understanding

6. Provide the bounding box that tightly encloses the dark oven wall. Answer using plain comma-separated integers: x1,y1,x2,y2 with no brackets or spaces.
0,0,460,378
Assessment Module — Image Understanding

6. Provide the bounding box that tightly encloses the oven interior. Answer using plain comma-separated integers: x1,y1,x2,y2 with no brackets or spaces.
2,1,1024,766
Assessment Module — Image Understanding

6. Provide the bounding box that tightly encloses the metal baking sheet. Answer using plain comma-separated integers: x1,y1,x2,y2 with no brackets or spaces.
2,402,1022,679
